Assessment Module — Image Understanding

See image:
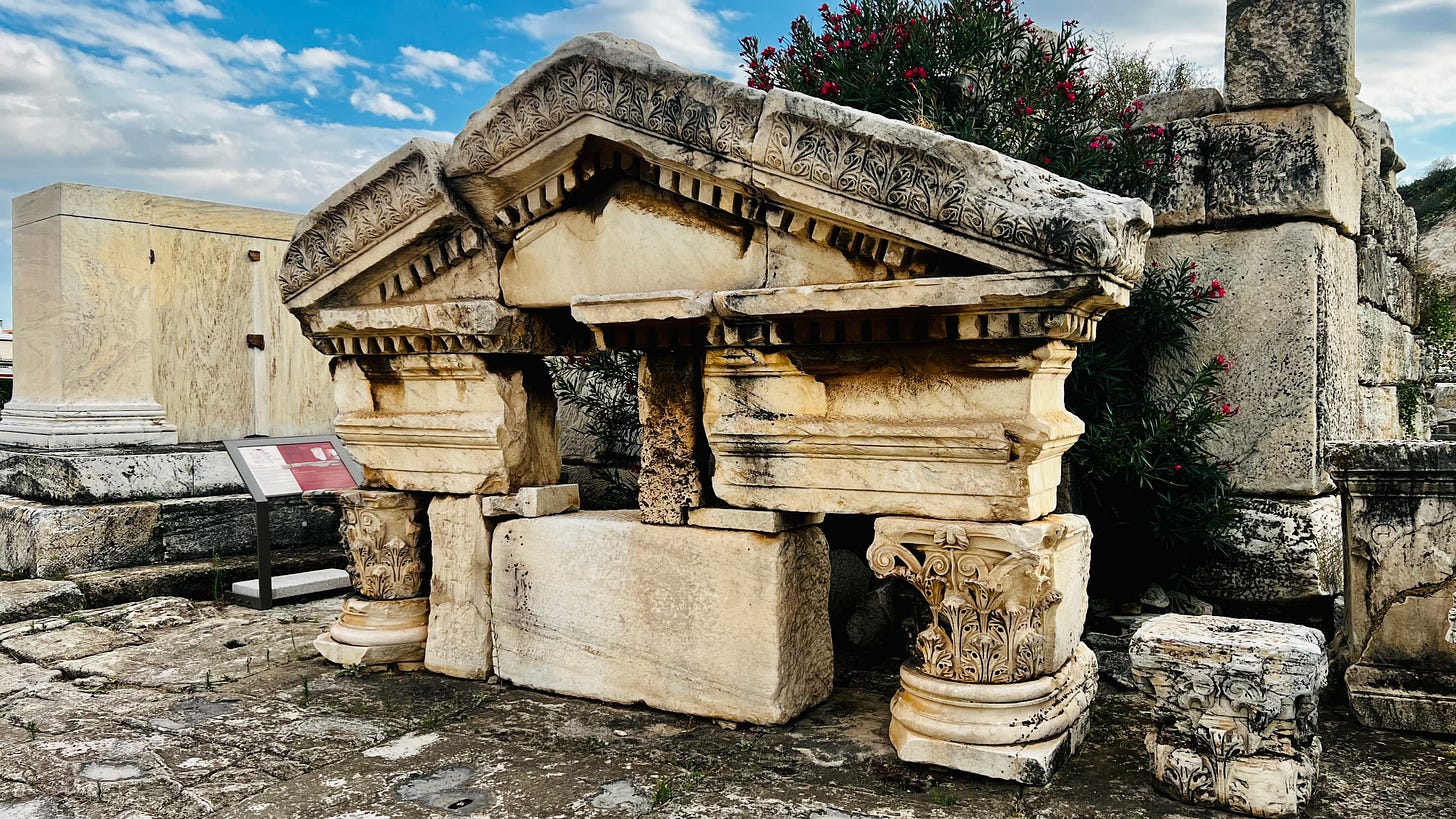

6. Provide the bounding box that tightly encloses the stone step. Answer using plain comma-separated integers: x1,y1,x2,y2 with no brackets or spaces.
70,547,344,608
0,579,85,625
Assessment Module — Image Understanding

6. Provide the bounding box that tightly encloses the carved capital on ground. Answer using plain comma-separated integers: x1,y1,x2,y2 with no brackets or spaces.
868,516,1090,684
337,489,428,600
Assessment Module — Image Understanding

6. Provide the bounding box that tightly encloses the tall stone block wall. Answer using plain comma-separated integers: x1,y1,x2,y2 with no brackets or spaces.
3,183,336,445
1141,0,1421,606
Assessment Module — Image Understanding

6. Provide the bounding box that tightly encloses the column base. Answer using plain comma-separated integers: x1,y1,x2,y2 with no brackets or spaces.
887,643,1097,785
324,595,428,656
0,401,178,448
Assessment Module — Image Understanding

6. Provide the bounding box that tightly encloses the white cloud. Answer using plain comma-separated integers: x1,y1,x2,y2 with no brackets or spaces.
349,79,436,123
172,0,222,19
292,46,364,76
506,0,737,74
398,45,497,86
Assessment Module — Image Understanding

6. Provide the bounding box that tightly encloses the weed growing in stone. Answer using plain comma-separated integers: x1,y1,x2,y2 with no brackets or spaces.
651,781,672,807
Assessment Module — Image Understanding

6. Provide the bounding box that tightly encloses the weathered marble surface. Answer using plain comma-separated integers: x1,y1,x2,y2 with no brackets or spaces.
1225,0,1357,120
704,342,1081,521
0,444,243,503
0,580,83,625
1150,106,1360,235
1149,224,1357,497
636,352,703,525
336,490,428,601
332,354,560,495
424,495,493,679
868,515,1091,683
4,182,334,447
1327,442,1456,734
1130,614,1327,818
491,510,833,725
1183,496,1343,603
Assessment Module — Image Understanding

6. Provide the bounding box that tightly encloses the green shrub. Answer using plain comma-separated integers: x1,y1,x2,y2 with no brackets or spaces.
1065,258,1239,595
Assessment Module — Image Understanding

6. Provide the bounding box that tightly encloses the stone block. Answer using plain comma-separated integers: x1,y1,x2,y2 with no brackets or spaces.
155,495,336,561
1356,237,1419,327
1333,443,1456,728
0,445,244,504
636,351,703,525
686,507,824,533
1203,105,1360,234
1149,223,1355,496
1130,614,1327,818
1362,174,1420,265
481,484,581,518
229,568,350,601
1360,386,1402,442
0,579,84,625
491,510,833,725
1327,442,1456,734
333,354,560,495
0,497,161,577
1183,495,1342,603
705,342,1082,521
868,515,1091,681
1353,99,1405,188
1151,118,1210,229
425,495,493,680
1135,87,1226,124
1225,0,1357,120
1359,305,1420,386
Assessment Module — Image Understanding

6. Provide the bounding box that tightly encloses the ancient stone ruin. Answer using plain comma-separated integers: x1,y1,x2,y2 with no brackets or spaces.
278,32,1152,783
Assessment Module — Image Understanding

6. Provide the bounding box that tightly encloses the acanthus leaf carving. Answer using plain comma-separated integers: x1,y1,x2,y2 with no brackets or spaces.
338,490,428,600
869,526,1061,684
280,150,443,300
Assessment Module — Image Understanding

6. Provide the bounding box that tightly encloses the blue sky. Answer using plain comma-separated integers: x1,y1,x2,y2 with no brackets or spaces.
1,0,1454,328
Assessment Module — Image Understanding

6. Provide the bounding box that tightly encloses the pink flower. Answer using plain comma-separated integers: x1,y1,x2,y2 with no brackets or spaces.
820,80,840,96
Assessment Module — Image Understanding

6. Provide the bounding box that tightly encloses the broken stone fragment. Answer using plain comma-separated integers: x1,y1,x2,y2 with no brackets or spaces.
1225,0,1358,120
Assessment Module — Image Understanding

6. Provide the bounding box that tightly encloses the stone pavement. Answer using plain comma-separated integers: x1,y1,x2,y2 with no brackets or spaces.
0,596,1451,818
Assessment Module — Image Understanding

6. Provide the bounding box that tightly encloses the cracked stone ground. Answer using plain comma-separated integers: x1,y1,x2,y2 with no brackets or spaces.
0,597,1452,819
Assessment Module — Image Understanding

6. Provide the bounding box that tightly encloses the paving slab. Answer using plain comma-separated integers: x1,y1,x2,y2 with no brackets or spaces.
0,594,1450,818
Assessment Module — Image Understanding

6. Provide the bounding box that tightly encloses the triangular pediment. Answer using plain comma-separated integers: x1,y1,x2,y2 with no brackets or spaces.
277,33,1152,352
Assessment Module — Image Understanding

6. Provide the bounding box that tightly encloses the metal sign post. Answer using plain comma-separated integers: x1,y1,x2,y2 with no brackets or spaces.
223,434,365,610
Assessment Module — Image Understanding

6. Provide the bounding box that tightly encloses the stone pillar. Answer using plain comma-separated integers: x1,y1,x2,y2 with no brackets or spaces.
424,494,493,679
868,515,1095,785
1327,442,1456,734
315,489,430,666
1139,0,1422,607
1225,0,1358,120
0,185,176,448
637,351,704,525
1130,615,1327,818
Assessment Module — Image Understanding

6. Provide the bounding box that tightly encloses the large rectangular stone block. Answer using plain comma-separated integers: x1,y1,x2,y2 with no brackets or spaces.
1151,106,1360,234
1182,495,1342,603
1359,305,1420,386
0,445,243,503
333,353,560,495
703,342,1081,521
1225,0,1357,120
1149,223,1355,496
490,510,833,724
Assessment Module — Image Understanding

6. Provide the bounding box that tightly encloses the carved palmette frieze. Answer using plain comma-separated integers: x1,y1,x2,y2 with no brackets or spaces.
338,490,429,600
449,51,762,175
759,105,1150,280
1149,739,1318,818
281,144,447,300
868,521,1067,684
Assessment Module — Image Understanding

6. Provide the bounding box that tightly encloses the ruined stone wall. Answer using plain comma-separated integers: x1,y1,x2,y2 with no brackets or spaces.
1137,0,1422,607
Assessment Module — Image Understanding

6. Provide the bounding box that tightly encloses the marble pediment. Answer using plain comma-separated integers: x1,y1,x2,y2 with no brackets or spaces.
278,33,1152,351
